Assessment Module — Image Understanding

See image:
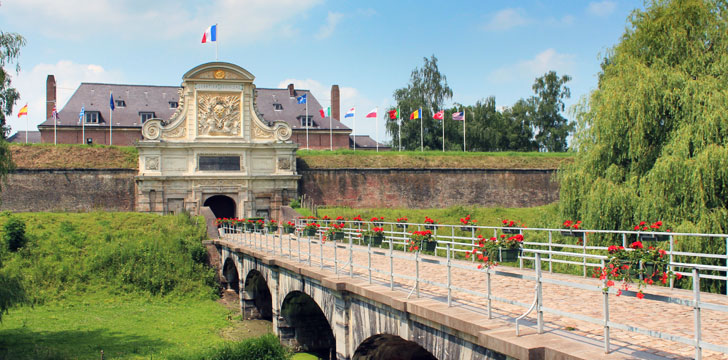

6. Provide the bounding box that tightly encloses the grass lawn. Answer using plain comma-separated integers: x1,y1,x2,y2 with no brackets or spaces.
0,293,272,360
9,143,138,169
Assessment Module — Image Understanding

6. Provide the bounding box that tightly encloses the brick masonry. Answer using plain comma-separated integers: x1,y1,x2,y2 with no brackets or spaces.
0,169,136,212
299,168,559,208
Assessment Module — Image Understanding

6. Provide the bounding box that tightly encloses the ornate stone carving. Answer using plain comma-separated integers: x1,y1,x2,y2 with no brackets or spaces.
197,93,241,136
142,119,162,140
253,125,274,140
278,157,291,170
162,126,186,139
170,87,185,120
145,156,160,170
274,124,292,141
214,70,226,79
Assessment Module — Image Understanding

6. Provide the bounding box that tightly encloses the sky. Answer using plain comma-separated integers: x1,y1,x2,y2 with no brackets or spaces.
1,0,643,143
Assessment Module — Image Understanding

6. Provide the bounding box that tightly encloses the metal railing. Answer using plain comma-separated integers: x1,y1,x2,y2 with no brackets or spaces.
217,220,728,359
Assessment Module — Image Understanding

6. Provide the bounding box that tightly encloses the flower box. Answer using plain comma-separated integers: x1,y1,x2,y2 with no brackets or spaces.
460,226,475,232
364,235,383,246
638,233,669,242
245,223,255,231
283,227,295,234
502,228,520,234
421,240,437,252
267,225,279,232
372,222,383,227
560,230,584,237
332,232,344,240
496,248,521,262
424,225,437,230
305,228,317,237
353,221,362,227
396,224,407,229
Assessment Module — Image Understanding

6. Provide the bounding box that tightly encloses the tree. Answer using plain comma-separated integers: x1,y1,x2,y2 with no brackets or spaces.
530,71,573,152
559,0,728,292
1,31,26,139
387,55,453,150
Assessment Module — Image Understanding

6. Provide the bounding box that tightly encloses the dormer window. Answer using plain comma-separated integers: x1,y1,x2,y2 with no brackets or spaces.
169,101,178,109
115,100,126,108
273,103,283,111
85,111,100,124
140,112,155,123
298,115,314,127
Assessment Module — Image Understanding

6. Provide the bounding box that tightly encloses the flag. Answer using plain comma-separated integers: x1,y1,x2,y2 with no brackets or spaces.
388,109,398,120
365,108,377,118
452,111,464,121
201,24,217,43
409,108,420,120
297,93,307,104
79,106,85,122
110,92,115,111
17,104,28,118
434,110,444,120
344,107,355,118
52,105,57,120
319,106,330,118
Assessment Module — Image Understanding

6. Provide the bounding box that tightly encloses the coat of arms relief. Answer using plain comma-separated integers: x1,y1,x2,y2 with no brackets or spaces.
197,93,241,136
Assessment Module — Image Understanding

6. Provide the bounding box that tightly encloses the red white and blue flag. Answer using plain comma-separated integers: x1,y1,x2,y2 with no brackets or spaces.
452,111,465,121
201,25,217,43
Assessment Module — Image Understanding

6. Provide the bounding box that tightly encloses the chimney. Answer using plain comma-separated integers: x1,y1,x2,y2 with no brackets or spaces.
46,75,56,120
287,83,295,97
331,85,340,120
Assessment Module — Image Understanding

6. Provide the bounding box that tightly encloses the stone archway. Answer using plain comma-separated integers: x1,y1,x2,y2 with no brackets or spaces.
279,291,335,359
353,334,437,360
204,195,236,219
243,270,272,320
222,257,239,293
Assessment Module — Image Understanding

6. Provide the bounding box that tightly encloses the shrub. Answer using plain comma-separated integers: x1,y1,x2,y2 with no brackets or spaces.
167,334,291,360
3,216,27,252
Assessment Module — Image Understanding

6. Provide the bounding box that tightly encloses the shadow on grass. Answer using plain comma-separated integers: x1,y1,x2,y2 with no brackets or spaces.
0,327,169,360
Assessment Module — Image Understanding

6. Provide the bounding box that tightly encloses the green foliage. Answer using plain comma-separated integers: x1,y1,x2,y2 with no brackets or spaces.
531,71,573,152
167,334,291,360
560,0,728,292
289,197,301,208
0,30,26,138
2,215,26,252
0,212,216,303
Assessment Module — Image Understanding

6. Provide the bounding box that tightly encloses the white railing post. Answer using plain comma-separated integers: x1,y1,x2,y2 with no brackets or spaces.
416,250,420,298
368,239,372,284
320,232,324,270
693,268,702,360
548,231,553,273
602,259,610,354
447,242,452,307
349,233,353,278
389,236,394,290
487,269,492,319
536,253,543,334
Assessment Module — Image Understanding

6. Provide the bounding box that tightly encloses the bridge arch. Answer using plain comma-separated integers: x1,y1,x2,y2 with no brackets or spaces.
279,290,335,359
204,194,236,219
222,257,240,293
353,334,437,360
243,269,272,320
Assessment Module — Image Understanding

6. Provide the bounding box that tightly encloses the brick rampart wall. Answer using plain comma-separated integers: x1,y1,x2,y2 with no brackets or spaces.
0,169,136,212
299,168,559,208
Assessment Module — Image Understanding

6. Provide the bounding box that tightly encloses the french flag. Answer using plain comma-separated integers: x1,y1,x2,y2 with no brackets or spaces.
201,25,217,43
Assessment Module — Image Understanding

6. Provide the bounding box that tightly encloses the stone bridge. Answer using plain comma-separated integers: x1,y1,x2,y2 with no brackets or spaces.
206,235,633,360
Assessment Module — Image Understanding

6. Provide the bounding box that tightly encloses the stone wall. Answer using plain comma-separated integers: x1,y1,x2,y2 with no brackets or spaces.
299,168,559,208
0,169,136,212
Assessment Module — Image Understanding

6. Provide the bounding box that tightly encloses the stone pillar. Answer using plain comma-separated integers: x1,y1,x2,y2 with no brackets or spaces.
270,267,281,334
242,291,262,319
46,75,56,121
334,294,351,360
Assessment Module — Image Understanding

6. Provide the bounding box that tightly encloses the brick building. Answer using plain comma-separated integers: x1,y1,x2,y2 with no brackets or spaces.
38,75,351,148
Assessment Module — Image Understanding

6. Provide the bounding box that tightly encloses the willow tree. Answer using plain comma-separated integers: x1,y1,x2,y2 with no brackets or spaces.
560,0,728,291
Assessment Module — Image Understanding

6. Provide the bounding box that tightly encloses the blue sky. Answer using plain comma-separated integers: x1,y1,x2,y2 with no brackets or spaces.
2,0,642,143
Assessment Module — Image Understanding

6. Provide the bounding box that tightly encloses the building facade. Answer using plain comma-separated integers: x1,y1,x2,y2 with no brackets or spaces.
38,71,351,149
135,62,299,220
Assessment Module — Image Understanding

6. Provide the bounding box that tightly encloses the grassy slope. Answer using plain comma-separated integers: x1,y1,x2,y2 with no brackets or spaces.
0,212,276,360
8,143,572,170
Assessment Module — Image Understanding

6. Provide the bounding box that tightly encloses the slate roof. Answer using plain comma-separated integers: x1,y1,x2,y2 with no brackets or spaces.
8,131,41,143
350,135,389,149
39,83,351,132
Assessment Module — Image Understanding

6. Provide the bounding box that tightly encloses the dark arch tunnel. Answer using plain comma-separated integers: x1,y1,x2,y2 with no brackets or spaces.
204,195,236,219
243,270,272,320
279,291,335,359
353,334,437,360
222,258,239,293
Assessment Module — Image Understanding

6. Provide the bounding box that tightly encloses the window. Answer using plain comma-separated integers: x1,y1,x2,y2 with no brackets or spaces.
140,112,155,123
115,99,126,108
273,103,283,111
298,115,314,127
198,156,240,171
85,111,100,124
169,101,178,109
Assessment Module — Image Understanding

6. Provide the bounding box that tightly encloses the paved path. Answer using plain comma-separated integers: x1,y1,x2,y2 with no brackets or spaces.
223,231,728,360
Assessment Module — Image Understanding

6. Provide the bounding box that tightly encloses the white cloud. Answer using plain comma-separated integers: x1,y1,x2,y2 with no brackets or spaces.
489,49,575,84
316,12,344,40
7,61,123,133
484,8,530,31
2,0,323,43
587,1,616,17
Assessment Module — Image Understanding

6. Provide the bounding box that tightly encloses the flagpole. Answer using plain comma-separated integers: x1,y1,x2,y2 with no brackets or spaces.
82,105,85,145
397,108,401,152
420,107,423,152
463,108,466,152
109,91,113,146
353,106,356,151
375,107,379,153
442,111,445,152
54,103,57,145
215,23,219,61
25,113,28,144
329,105,332,151
305,97,309,150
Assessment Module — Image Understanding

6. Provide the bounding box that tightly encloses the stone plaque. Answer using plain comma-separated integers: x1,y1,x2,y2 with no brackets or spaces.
199,156,240,171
